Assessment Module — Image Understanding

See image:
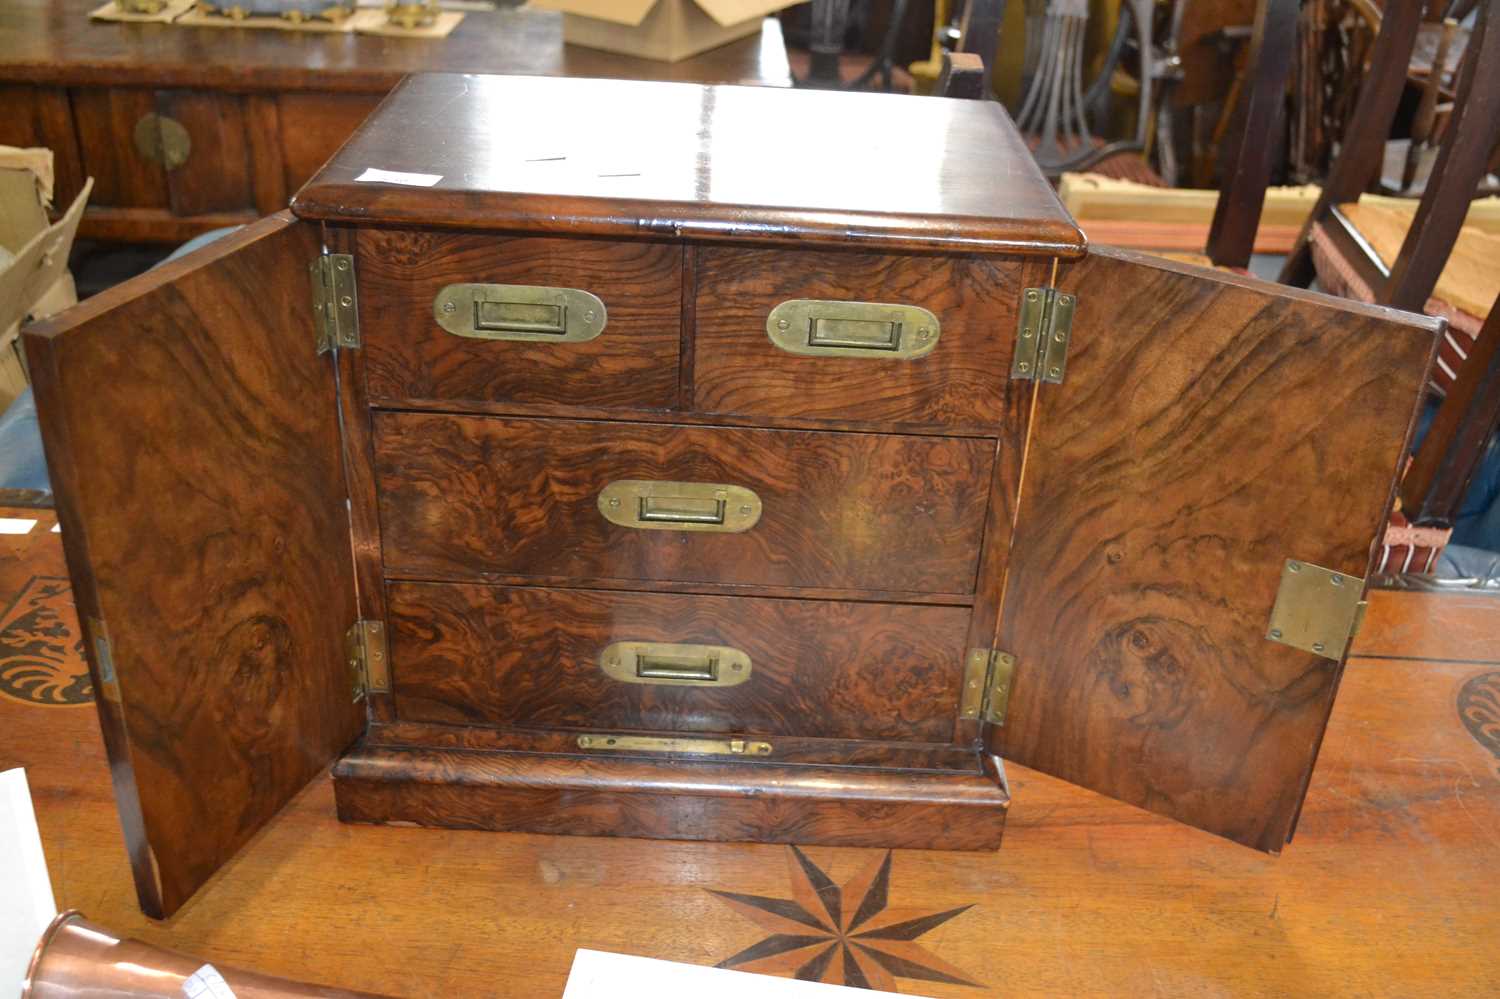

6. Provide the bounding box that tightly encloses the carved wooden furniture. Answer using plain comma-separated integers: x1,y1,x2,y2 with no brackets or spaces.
0,0,790,244
26,72,1439,920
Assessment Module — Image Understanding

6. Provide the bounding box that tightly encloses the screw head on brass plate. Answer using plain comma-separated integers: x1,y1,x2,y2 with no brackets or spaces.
133,113,191,171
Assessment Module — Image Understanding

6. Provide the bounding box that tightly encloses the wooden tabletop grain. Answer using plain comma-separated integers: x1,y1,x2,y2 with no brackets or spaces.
0,506,1496,996
0,1,793,91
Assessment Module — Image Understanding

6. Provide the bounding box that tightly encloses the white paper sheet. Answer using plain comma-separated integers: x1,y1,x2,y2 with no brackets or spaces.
0,768,57,996
353,167,444,188
561,949,917,998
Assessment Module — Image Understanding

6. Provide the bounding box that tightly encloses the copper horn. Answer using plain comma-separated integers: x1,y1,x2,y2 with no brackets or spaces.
22,910,389,998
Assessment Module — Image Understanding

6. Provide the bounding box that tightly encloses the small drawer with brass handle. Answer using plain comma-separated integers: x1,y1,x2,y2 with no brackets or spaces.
597,480,762,533
600,641,752,687
434,283,606,342
766,299,940,359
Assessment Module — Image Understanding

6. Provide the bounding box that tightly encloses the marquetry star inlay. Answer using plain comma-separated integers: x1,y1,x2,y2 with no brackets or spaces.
708,847,981,992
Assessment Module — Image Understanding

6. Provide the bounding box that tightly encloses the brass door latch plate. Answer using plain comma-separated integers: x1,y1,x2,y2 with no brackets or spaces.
1265,559,1366,661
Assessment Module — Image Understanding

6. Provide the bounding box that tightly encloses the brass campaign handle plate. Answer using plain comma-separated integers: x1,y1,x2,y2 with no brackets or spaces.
766,299,940,359
600,641,752,687
597,480,762,533
434,284,606,342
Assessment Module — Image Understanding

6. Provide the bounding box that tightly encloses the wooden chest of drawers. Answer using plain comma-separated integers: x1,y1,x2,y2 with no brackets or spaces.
26,73,1440,919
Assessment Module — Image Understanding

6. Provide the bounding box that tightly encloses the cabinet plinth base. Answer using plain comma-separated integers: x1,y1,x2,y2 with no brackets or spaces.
331,740,1010,850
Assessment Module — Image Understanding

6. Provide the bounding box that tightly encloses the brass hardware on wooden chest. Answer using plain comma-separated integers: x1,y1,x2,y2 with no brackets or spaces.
601,641,752,687
960,648,1015,725
766,299,941,359
86,617,122,705
1265,559,1367,661
1011,287,1075,384
132,113,191,171
347,619,389,702
434,284,606,343
597,480,762,533
385,0,439,27
311,254,360,354
576,734,773,756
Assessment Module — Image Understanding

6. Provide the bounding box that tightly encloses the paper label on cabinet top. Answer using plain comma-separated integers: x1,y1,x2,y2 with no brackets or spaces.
354,167,443,188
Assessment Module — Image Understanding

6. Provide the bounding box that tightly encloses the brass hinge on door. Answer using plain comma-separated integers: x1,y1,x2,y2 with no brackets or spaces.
1011,287,1075,384
347,619,389,702
959,649,1016,726
311,253,360,354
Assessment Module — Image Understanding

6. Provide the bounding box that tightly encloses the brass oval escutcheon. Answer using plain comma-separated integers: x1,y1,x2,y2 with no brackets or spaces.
766,299,941,359
434,284,607,343
600,641,753,688
598,480,762,533
133,113,191,171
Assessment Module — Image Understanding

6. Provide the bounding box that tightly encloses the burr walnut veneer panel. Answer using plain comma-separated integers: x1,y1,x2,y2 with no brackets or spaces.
998,247,1440,852
374,414,994,595
24,215,362,918
357,229,682,410
386,582,972,743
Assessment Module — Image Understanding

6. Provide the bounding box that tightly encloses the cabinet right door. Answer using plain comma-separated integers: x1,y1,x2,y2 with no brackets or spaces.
995,246,1440,851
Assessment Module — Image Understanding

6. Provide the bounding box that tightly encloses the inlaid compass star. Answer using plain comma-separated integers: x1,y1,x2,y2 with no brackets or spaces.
708,847,981,992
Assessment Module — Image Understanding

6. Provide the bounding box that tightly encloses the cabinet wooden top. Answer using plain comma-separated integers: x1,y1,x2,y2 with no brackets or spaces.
292,73,1086,256
0,2,791,92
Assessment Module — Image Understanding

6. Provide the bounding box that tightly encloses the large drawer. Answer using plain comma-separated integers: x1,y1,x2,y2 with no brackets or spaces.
374,413,994,595
356,229,682,409
692,247,1030,430
386,581,972,744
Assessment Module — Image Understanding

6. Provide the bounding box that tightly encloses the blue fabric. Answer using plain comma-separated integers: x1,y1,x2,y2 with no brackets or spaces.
0,386,50,495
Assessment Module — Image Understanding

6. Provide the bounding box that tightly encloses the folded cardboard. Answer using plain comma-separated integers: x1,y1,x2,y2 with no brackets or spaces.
530,0,799,62
0,148,92,413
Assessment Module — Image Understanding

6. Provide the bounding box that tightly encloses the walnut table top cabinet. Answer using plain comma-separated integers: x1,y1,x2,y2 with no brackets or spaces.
26,73,1440,919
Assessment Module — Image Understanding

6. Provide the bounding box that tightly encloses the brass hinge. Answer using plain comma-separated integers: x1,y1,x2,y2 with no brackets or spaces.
346,619,388,702
1265,559,1367,661
311,252,359,354
960,648,1016,726
1011,287,1075,384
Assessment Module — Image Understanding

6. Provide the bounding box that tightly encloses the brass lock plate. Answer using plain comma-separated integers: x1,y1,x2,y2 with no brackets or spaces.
766,299,940,359
576,734,773,757
601,641,752,687
434,284,606,343
1265,559,1366,661
598,480,762,533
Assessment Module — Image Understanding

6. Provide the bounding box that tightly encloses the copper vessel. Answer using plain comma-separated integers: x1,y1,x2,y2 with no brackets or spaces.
23,911,386,998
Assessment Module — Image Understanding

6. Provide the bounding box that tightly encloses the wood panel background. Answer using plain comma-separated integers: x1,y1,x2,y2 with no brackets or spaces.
996,247,1440,852
386,581,972,743
23,215,363,918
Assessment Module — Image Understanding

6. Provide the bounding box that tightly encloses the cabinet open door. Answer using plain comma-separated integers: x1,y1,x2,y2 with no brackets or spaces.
995,246,1441,851
25,214,363,918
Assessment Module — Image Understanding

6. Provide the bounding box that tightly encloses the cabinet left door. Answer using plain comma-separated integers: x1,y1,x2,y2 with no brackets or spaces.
24,214,363,918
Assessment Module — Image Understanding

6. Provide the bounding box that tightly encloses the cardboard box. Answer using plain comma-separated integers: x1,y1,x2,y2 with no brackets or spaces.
530,0,800,63
0,148,92,413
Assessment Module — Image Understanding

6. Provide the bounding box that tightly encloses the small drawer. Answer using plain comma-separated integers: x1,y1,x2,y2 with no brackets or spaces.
374,413,993,595
693,247,1033,430
356,229,681,409
386,581,973,744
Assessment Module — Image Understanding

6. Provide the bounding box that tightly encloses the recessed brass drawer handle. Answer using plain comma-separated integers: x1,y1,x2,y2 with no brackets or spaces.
766,299,940,359
433,284,606,342
597,480,762,533
601,641,752,687
576,734,773,756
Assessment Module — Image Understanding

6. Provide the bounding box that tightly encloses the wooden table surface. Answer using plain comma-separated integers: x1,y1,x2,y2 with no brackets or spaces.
1,505,1497,996
0,1,794,91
